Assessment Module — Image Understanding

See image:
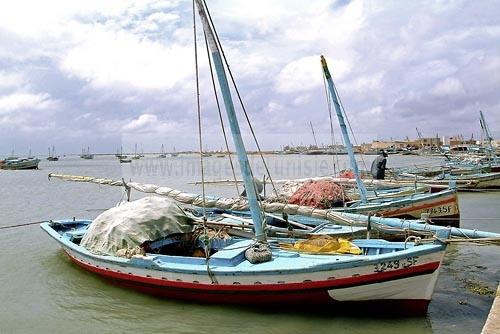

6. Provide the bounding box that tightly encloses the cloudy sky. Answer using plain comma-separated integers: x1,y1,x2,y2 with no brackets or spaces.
1,0,499,155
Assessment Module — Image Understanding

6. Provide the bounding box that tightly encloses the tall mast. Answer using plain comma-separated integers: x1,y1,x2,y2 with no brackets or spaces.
320,56,368,203
479,110,497,164
310,121,318,147
194,0,265,241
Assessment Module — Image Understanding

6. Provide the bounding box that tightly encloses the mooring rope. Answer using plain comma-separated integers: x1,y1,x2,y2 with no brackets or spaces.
193,0,215,284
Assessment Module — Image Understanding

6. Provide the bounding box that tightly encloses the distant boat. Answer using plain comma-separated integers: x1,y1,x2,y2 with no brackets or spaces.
132,143,141,159
158,144,167,158
47,146,59,161
171,146,179,157
80,147,94,159
1,156,40,170
119,158,132,163
115,146,127,159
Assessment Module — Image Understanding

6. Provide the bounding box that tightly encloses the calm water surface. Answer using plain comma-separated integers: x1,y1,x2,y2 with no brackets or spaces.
0,154,498,334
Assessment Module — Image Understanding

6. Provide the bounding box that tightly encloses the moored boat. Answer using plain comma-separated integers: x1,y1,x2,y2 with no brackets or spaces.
40,197,449,314
1,156,40,170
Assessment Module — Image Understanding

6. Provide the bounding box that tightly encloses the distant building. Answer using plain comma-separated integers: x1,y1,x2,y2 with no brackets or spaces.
419,137,442,148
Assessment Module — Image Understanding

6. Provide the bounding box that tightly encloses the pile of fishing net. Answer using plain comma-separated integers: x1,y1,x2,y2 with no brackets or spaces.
287,180,350,209
280,235,361,255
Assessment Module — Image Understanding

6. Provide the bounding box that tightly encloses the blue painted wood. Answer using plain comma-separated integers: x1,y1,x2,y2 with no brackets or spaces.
321,56,368,203
340,213,500,239
40,220,447,275
194,0,265,241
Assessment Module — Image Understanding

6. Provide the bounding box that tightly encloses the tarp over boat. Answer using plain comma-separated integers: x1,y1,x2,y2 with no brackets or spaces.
80,196,195,255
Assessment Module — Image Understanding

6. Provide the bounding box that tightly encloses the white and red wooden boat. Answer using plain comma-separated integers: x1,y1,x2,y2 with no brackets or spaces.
41,215,449,315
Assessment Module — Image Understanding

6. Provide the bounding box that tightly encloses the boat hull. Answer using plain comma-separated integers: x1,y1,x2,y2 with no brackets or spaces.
62,246,442,315
423,173,500,190
333,190,460,227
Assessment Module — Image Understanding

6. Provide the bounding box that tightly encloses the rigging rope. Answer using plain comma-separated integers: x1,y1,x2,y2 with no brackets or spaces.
193,0,215,284
193,0,206,218
202,0,279,198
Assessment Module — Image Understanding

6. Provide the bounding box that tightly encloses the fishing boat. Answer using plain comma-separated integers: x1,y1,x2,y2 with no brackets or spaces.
0,156,40,170
80,147,94,159
391,111,500,190
47,146,59,161
158,144,167,158
115,146,127,159
396,172,500,190
41,208,449,314
131,144,141,159
41,1,451,315
171,146,179,157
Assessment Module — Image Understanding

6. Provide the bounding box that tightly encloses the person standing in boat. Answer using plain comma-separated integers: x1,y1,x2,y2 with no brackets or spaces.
371,151,388,180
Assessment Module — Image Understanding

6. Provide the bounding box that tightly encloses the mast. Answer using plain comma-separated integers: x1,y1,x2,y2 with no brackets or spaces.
320,55,368,203
309,121,318,147
194,0,265,241
479,110,497,164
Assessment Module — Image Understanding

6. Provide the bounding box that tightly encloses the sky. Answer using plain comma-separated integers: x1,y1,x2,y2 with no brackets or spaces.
0,0,499,155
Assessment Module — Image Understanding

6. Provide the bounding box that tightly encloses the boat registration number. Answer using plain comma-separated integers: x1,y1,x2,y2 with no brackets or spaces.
373,256,418,273
424,205,453,215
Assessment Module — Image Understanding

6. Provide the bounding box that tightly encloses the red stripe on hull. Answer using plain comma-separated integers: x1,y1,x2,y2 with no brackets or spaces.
65,251,439,314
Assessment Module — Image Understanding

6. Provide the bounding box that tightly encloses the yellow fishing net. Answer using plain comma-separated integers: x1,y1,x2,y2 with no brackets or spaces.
280,236,362,255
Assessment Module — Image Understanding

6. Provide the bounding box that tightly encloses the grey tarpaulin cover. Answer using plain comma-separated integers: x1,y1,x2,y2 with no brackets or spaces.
80,196,195,255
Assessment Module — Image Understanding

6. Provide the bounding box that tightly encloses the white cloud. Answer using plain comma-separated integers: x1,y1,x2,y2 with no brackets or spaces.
1,0,500,151
0,71,25,90
274,56,324,94
0,92,59,113
0,0,168,38
431,77,465,96
122,114,158,132
60,26,193,91
275,55,351,94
